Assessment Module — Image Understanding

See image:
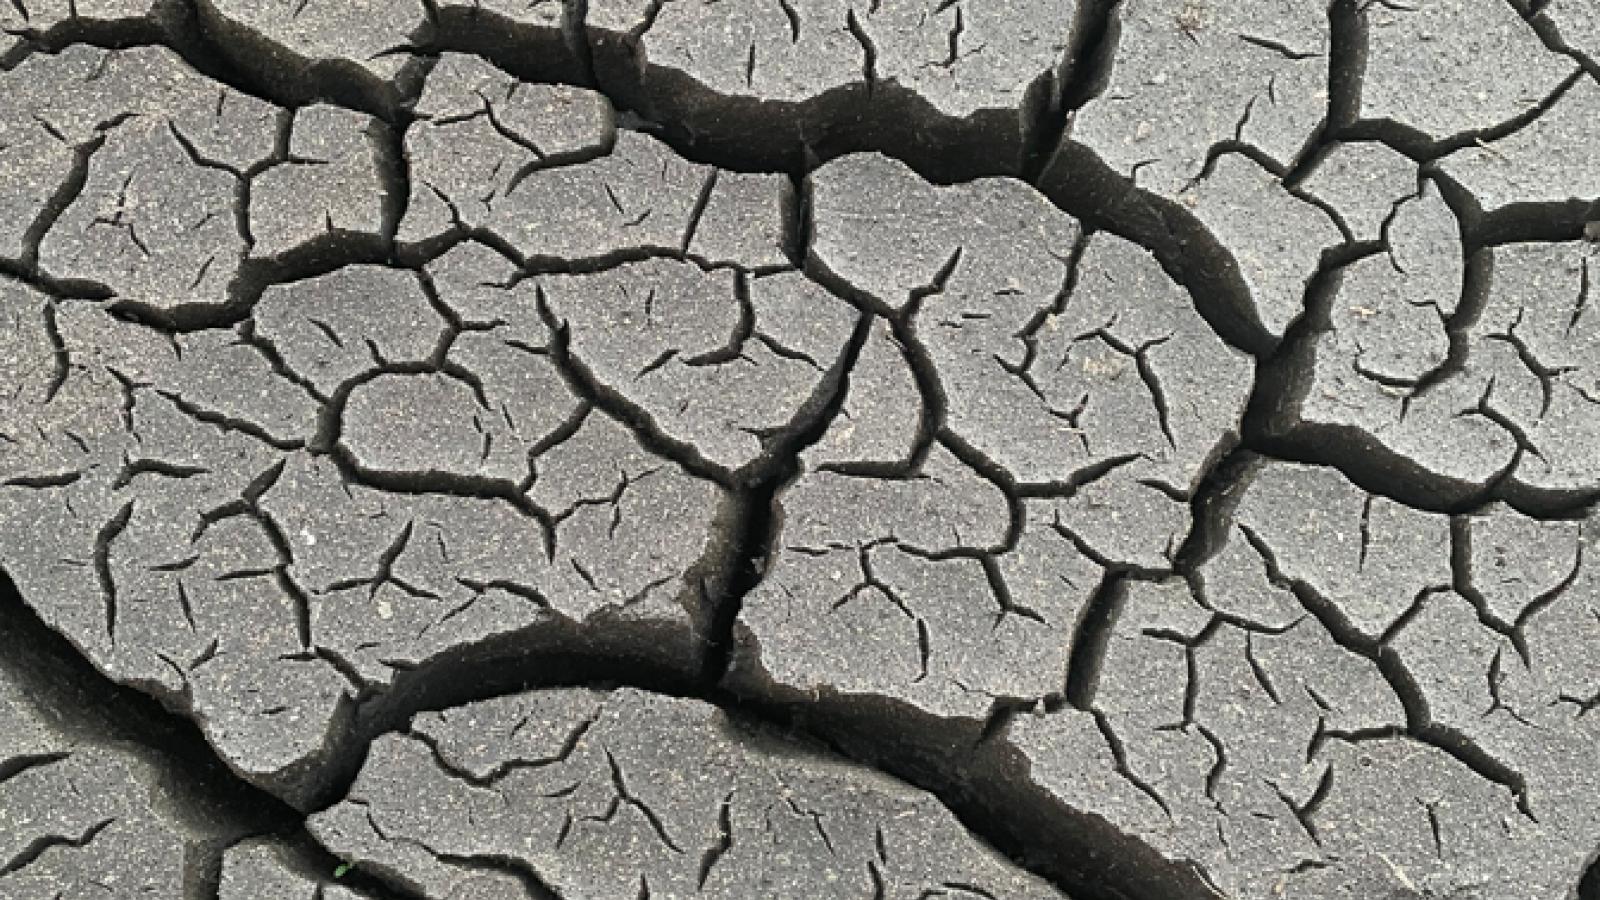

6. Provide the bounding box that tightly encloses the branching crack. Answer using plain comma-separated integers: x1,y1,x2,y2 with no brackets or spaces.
1237,523,1538,819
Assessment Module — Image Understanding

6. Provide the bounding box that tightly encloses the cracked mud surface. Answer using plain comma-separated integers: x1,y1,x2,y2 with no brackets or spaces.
2,1,1599,898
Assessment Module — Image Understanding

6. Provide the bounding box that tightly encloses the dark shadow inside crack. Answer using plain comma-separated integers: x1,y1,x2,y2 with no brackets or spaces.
698,315,875,685
1036,140,1284,358
718,655,1218,900
0,564,305,898
222,832,427,900
3,4,1597,897
1060,571,1127,711
2,531,1199,900
1432,167,1600,251
294,616,713,810
1581,844,1600,900
56,0,1089,187
0,0,190,69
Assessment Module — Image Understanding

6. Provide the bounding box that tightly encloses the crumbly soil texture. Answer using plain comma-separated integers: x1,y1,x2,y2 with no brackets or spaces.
3,0,1600,898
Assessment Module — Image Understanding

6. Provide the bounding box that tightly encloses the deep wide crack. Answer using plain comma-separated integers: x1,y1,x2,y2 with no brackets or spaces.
3,1,1600,897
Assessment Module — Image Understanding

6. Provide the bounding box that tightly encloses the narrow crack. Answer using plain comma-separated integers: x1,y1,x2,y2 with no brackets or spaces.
1235,523,1538,818
0,10,1595,900
701,310,873,684
0,817,116,877
0,567,303,896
